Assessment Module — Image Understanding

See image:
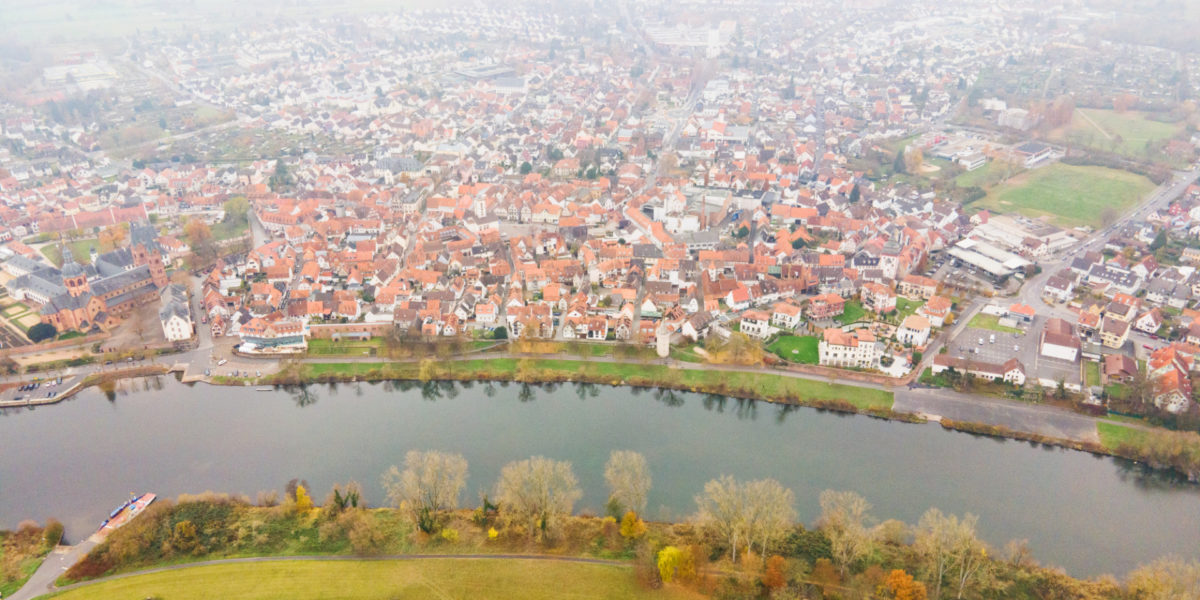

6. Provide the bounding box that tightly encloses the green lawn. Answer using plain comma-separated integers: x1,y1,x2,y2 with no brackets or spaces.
835,300,868,325
767,335,820,364
212,217,250,242
40,239,100,267
955,161,1020,189
1084,361,1101,387
669,345,705,363
894,298,924,321
971,163,1154,229
0,302,30,319
1097,421,1151,452
293,359,895,412
918,367,953,388
1050,109,1185,162
1105,383,1129,400
46,559,701,600
967,314,1022,334
307,338,385,356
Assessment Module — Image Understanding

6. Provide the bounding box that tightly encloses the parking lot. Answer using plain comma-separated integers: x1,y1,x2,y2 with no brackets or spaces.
945,314,1083,390
0,373,83,405
946,325,1029,367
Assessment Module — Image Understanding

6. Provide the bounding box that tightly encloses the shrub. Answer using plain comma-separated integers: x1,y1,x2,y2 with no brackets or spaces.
619,511,646,540
439,528,460,543
657,546,695,583
44,519,64,546
27,323,57,343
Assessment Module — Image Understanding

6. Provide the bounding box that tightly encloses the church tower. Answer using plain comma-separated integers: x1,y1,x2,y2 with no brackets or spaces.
130,221,169,289
61,253,90,298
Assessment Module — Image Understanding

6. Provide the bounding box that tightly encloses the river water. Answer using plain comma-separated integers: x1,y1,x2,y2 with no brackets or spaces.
0,376,1196,577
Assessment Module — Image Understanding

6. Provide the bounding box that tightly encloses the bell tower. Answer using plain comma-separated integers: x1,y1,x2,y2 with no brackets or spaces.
61,253,90,298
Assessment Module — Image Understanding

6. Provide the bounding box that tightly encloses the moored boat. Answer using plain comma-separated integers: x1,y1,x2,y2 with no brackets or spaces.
97,493,156,537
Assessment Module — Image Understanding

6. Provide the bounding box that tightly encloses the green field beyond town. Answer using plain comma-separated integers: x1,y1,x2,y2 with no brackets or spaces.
970,163,1155,229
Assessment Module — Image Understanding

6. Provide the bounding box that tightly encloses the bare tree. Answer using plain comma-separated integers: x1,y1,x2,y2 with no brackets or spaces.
817,490,875,576
495,456,582,538
695,475,796,563
744,478,796,560
381,450,469,533
915,508,956,600
695,475,746,562
915,508,988,600
604,450,652,516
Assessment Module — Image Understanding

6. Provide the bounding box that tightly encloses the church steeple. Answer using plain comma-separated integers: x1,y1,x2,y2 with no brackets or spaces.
61,250,90,298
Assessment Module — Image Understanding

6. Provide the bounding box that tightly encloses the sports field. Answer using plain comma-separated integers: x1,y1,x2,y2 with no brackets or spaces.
971,163,1154,229
46,558,703,600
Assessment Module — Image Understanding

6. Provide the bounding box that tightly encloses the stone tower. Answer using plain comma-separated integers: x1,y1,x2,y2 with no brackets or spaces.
130,221,169,289
61,254,90,298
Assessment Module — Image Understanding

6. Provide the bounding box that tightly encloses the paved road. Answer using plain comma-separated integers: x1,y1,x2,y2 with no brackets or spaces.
894,387,1101,443
1014,166,1200,312
11,539,98,600
20,552,626,599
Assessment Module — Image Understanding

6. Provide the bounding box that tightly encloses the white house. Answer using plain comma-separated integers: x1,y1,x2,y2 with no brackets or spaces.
158,284,194,342
739,310,773,340
770,302,803,331
818,328,880,368
897,315,931,347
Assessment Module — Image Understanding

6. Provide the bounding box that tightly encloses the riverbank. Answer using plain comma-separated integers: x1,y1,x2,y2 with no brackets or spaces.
1,521,59,597
11,351,1200,482
260,357,1200,480
4,375,1198,579
33,491,1178,600
268,357,901,415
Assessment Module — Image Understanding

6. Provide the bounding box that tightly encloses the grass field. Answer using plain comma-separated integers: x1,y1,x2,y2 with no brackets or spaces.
835,300,868,325
293,358,895,411
47,559,701,600
1084,361,1101,387
307,338,385,357
1049,109,1184,162
971,163,1154,229
211,217,250,242
894,298,924,321
40,239,100,267
1097,421,1151,452
767,335,820,364
954,161,1021,189
967,314,1022,335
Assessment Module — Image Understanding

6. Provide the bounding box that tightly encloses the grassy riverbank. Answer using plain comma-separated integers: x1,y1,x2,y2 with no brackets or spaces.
273,358,896,413
47,559,701,600
2,521,60,597
50,489,1175,600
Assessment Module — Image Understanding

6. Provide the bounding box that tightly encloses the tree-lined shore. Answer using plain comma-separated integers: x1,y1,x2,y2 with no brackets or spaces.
51,451,1200,599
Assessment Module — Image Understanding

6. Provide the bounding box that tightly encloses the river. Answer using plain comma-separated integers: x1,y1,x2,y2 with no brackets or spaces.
1,376,1197,577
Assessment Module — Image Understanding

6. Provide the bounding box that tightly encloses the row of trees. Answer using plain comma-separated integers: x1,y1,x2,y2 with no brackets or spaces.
380,449,652,539
378,449,1022,599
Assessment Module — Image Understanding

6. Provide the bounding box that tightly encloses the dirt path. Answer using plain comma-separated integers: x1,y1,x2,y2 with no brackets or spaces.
1077,109,1113,141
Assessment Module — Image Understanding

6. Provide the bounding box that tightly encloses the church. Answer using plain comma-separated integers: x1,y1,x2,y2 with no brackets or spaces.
7,222,169,334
